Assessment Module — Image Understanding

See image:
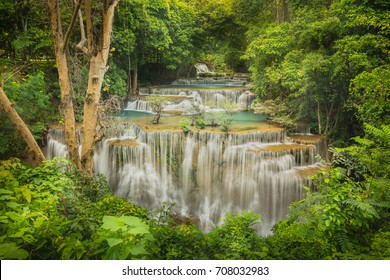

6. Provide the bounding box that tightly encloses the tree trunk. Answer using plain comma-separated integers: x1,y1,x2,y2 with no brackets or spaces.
80,55,106,173
276,0,281,24
317,100,322,135
48,0,81,169
132,57,138,95
0,87,45,164
126,56,132,98
282,0,289,22
80,0,119,174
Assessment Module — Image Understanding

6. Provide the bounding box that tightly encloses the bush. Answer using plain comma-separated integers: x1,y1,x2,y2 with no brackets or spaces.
269,220,334,259
0,158,149,260
207,212,268,260
146,203,209,260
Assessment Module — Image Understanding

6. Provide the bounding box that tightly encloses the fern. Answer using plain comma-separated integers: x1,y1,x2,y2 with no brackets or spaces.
343,199,379,219
365,199,390,209
336,231,350,253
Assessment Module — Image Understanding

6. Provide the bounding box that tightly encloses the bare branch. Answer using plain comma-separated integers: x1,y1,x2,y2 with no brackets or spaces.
85,0,94,52
75,0,90,56
76,39,89,55
62,0,83,51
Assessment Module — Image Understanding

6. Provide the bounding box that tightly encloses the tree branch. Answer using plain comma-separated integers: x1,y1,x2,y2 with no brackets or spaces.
62,0,83,51
85,0,94,52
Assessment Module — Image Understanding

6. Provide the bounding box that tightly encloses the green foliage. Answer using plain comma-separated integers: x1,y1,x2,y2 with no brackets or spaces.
102,63,128,98
208,212,267,260
0,1,51,60
244,0,389,140
269,220,334,259
0,71,58,159
180,119,191,133
146,96,169,124
253,99,295,129
147,203,209,260
349,66,390,126
195,116,206,129
275,124,390,258
96,215,152,260
113,0,198,82
0,158,149,260
333,124,390,178
368,231,390,259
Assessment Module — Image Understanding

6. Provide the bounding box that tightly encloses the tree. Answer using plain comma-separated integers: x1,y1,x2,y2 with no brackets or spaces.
0,0,51,61
113,0,197,96
48,0,119,174
349,66,390,126
147,96,169,124
0,85,45,164
244,0,389,141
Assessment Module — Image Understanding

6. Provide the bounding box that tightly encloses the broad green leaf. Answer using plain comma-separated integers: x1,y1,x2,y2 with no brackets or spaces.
7,212,22,222
128,226,150,235
9,228,29,238
6,202,19,209
0,195,13,201
0,216,9,224
101,216,124,231
22,189,32,203
106,238,123,247
119,215,142,227
0,189,13,194
104,244,132,260
0,243,29,260
130,243,147,256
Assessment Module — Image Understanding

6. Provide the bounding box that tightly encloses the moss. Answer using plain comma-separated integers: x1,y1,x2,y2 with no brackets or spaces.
106,139,140,147
247,144,313,153
296,166,327,178
162,110,184,115
289,135,323,144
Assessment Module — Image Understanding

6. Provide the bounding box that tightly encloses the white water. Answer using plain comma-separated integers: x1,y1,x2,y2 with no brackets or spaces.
126,87,249,113
172,78,247,86
47,125,320,235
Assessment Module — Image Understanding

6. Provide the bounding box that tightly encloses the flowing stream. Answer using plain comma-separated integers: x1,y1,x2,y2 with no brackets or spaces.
47,79,322,235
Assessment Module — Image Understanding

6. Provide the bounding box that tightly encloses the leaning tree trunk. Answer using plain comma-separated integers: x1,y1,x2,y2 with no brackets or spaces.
80,0,119,174
0,87,46,164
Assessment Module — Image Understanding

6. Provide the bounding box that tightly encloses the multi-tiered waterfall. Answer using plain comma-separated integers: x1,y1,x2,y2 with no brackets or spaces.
126,77,255,113
46,78,323,235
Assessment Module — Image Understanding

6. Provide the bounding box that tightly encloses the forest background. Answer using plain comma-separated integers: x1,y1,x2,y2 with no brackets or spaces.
0,0,389,260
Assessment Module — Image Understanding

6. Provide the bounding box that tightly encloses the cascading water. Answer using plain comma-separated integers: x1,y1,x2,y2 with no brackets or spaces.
47,123,321,235
172,78,247,86
47,78,323,235
125,83,249,114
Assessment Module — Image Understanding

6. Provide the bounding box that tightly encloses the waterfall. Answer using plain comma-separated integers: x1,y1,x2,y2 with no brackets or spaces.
47,124,321,235
125,87,248,115
172,78,247,86
144,88,246,105
125,99,151,112
46,129,68,159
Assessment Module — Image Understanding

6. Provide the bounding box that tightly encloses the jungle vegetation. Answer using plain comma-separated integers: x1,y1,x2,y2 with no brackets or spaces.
0,0,389,259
